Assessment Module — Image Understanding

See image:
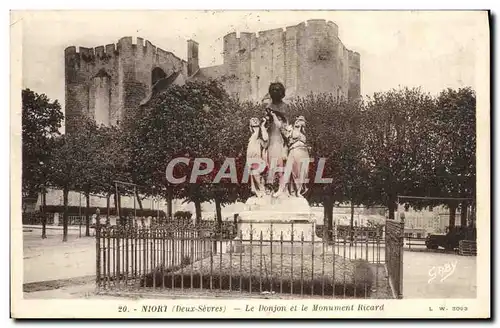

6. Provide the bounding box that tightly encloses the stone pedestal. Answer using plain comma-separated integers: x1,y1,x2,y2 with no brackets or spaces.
229,194,322,254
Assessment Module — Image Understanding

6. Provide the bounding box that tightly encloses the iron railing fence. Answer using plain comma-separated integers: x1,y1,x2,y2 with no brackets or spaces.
385,219,404,299
96,221,386,299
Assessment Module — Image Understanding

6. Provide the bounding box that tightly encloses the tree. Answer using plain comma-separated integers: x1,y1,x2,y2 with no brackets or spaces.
47,119,108,241
71,118,107,236
22,89,64,238
204,100,260,226
47,134,82,242
431,87,476,227
22,89,64,196
95,124,129,222
124,80,254,224
362,87,436,220
285,94,370,241
336,99,372,242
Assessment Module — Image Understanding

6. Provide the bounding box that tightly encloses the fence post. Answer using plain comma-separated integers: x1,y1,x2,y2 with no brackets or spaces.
95,209,101,289
399,215,405,299
384,225,387,269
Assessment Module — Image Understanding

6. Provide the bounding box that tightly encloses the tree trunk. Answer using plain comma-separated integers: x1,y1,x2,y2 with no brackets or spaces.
166,187,173,220
233,214,239,235
85,191,90,237
194,200,202,224
113,192,117,216
135,189,143,210
350,200,355,246
323,205,328,223
41,189,47,239
62,187,69,242
106,193,111,225
115,190,122,218
449,203,457,229
323,196,334,242
470,202,476,227
388,197,397,221
215,197,222,230
460,201,468,227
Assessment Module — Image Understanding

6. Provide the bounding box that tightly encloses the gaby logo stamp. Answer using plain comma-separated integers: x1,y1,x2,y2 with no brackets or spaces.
428,260,458,284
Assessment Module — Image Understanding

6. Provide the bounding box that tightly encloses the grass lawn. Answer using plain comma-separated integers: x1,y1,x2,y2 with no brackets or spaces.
141,252,375,297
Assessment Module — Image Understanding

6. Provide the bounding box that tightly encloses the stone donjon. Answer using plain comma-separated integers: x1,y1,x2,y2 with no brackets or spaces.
64,19,360,133
195,19,361,102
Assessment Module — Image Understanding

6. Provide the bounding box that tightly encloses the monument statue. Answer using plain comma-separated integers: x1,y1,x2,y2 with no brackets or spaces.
264,82,289,197
234,82,319,250
247,82,310,199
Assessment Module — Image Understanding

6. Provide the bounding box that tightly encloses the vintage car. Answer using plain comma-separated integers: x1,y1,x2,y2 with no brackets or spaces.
425,226,476,250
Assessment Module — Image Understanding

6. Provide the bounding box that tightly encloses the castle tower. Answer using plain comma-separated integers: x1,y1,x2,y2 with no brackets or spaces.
64,37,188,134
348,50,361,100
216,20,360,102
187,39,199,76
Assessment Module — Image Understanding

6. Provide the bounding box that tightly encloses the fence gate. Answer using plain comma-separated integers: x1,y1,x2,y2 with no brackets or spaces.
385,218,404,299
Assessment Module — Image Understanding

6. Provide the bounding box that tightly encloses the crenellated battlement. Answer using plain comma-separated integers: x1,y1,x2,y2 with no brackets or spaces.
65,37,186,66
65,36,189,134
64,43,117,63
223,19,339,50
348,50,361,68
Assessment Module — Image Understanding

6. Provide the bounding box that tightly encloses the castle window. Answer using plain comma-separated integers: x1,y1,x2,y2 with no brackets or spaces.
89,69,111,126
152,67,167,86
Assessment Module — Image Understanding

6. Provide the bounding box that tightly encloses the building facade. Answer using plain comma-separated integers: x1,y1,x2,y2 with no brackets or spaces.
397,204,465,235
64,19,361,133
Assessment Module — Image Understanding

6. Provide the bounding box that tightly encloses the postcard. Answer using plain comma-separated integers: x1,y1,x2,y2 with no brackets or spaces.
10,9,490,319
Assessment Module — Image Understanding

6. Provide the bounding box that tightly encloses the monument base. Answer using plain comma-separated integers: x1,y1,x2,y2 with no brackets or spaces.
229,194,322,254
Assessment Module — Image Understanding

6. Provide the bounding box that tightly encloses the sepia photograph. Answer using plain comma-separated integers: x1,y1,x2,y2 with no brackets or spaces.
10,8,490,319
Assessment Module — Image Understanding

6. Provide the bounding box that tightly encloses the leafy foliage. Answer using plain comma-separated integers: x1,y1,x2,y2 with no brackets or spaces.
22,89,64,197
362,87,437,218
431,87,476,200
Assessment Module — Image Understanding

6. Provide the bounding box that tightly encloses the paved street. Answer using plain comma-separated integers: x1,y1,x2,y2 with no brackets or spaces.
23,227,96,284
23,227,476,299
402,250,476,299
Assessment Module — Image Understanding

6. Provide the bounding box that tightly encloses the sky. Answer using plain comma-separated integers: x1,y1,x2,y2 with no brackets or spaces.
20,10,487,118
